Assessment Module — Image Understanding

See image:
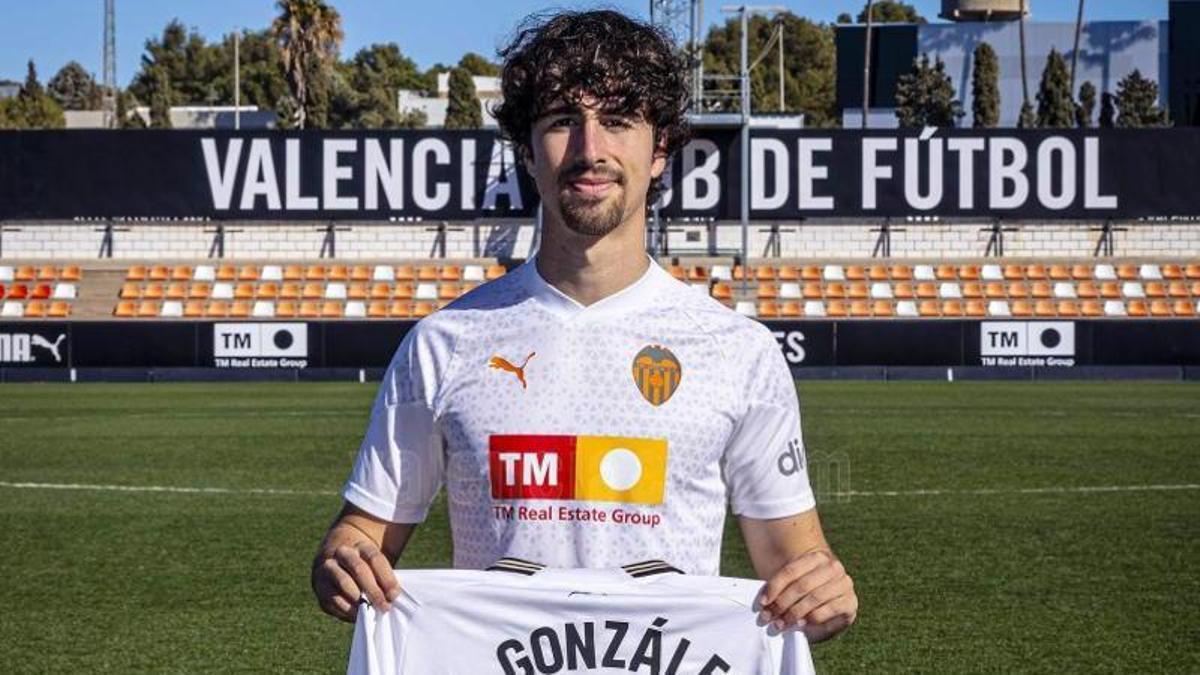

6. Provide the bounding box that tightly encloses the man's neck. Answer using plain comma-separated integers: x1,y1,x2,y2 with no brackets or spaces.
535,213,650,307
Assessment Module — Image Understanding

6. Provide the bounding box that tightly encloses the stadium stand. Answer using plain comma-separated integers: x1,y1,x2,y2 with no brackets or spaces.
1,260,1198,320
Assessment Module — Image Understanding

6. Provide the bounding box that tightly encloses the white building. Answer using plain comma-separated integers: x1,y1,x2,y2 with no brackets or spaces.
397,74,502,128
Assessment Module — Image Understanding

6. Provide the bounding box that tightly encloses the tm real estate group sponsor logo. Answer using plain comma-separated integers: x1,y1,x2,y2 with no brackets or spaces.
980,321,1076,367
212,323,308,368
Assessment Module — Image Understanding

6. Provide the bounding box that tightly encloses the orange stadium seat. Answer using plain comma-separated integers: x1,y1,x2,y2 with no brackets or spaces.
183,301,205,318
849,300,871,317
412,301,436,318
188,283,211,300
393,282,415,300
119,283,141,300
872,300,895,317
1071,264,1093,280
935,264,957,281
234,265,257,281
1149,300,1172,317
320,301,343,318
1192,282,1200,296
755,265,776,281
345,283,367,300
1011,299,1033,317
113,301,136,317
296,301,318,318
304,265,326,281
1160,263,1182,280
171,266,192,281
148,265,170,281
962,282,984,299
667,264,686,280
1126,300,1149,317
36,265,57,281
1145,282,1167,298
440,265,463,281
1081,300,1104,317
136,301,160,318
823,282,846,298
1100,282,1122,299
327,265,349,282
757,301,779,318
1048,264,1071,281
889,265,912,281
233,283,255,300
485,264,507,280
394,265,416,281
756,283,778,299
278,282,300,300
1076,281,1099,298
301,283,322,300
439,283,461,300
389,301,412,318
48,301,71,318
367,283,390,300
801,265,822,281
1026,264,1047,280
126,265,147,281
15,266,35,281
275,301,298,318
417,265,439,281
965,300,987,317
687,266,711,281
941,300,964,317
24,300,48,318
351,265,372,282
1174,300,1197,317
1003,265,1024,281
848,282,869,299
216,265,237,281
230,301,251,318
1034,300,1056,317
1168,281,1191,298
205,301,230,318
918,300,940,317
958,265,980,281
257,282,279,299
845,266,867,281
1116,264,1138,280
779,300,802,317
283,264,304,281
166,283,188,300
825,300,848,318
60,265,82,282
711,283,733,301
868,265,889,281
8,284,28,300
1007,282,1030,297
1057,300,1081,317
367,301,389,318
1031,282,1052,299
142,283,164,300
915,282,937,299
803,282,824,299
776,265,799,281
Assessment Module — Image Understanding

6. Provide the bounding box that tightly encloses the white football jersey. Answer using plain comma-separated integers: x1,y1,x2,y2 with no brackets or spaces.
343,257,814,575
348,561,816,675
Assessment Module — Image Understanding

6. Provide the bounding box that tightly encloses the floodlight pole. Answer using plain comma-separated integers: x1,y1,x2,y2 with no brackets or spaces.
234,30,241,130
722,5,786,296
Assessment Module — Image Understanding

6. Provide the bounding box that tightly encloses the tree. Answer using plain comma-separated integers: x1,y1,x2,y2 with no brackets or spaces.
971,42,999,128
457,52,500,77
326,43,428,129
1115,69,1168,127
116,89,147,129
10,61,65,129
894,54,962,127
130,20,226,107
225,30,290,110
48,62,101,110
702,13,837,126
1076,81,1096,128
1099,92,1115,127
149,66,173,128
856,1,925,23
836,13,853,24
444,67,482,129
1036,49,1075,128
1017,101,1036,128
271,0,344,129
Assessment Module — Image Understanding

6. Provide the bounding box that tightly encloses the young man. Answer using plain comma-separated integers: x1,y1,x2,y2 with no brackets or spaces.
312,10,857,644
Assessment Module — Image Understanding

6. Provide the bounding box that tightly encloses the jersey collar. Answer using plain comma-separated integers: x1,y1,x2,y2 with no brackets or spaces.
517,254,673,320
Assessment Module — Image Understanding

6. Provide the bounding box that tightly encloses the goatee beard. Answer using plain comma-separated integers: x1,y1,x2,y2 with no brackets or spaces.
559,192,626,236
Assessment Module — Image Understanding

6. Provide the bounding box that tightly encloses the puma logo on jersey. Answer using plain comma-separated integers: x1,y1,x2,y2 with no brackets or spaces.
489,352,536,389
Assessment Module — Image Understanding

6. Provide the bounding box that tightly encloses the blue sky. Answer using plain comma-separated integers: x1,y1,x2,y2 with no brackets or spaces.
0,0,1169,86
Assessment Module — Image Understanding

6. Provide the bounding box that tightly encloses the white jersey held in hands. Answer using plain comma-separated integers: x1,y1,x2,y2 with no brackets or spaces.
348,561,816,675
342,258,815,575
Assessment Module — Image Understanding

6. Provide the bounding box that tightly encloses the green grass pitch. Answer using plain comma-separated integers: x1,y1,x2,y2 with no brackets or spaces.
0,381,1197,672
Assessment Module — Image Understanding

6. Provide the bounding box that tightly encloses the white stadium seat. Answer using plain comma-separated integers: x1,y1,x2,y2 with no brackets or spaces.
1094,264,1117,280
260,265,283,281
2,301,23,317
193,265,215,282
870,282,893,299
987,300,1012,317
373,265,396,281
0,266,13,282
344,301,367,318
1053,282,1076,299
778,282,801,299
1138,264,1162,280
210,282,234,300
913,265,936,281
734,301,757,317
324,283,347,300
709,265,732,281
1121,282,1145,299
159,301,183,318
1104,300,1127,316
415,283,438,301
462,265,485,282
939,282,962,299
822,265,845,281
252,301,275,318
52,283,76,300
895,300,919,317
981,265,1004,281
804,301,827,317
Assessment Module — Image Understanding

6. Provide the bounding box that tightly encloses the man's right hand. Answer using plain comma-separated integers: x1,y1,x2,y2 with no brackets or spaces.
311,503,415,623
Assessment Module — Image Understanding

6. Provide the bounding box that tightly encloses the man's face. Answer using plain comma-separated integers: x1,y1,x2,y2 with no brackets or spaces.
525,97,667,237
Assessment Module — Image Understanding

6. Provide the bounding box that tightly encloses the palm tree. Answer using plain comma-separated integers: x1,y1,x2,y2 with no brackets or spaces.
1018,0,1029,109
1070,0,1086,92
271,0,343,129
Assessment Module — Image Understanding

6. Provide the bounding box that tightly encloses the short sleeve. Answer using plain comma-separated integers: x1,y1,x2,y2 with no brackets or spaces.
721,331,815,519
342,326,447,523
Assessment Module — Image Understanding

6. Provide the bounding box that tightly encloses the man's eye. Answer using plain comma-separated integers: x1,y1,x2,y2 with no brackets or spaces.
550,117,575,128
603,118,633,129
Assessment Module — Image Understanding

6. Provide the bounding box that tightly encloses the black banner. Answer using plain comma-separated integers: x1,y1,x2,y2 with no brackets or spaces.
3,320,1198,371
4,129,1200,221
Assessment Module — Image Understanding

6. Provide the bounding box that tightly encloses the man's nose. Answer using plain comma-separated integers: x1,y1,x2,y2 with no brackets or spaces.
570,117,608,163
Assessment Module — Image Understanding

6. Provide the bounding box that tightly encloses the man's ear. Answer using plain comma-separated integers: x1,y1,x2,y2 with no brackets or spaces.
517,143,534,173
650,135,669,179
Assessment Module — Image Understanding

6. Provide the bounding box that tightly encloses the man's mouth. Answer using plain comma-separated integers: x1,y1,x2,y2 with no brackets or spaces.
565,177,619,198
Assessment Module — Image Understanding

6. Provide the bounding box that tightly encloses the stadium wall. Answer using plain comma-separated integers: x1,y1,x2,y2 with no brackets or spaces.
1,221,1198,260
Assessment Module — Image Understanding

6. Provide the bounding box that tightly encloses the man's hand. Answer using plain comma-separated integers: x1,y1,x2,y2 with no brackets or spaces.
757,549,857,643
312,540,401,622
311,503,415,623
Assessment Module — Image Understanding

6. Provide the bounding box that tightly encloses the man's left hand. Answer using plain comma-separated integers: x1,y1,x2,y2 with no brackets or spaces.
758,549,857,643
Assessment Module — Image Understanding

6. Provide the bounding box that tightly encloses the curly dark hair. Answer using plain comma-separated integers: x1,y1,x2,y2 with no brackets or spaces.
492,9,692,206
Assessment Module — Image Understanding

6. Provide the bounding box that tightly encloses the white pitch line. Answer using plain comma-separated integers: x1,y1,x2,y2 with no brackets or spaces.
0,481,336,497
0,481,1197,500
